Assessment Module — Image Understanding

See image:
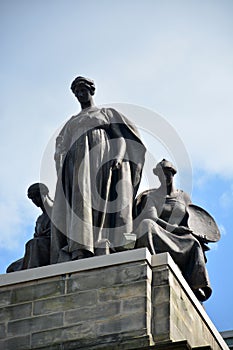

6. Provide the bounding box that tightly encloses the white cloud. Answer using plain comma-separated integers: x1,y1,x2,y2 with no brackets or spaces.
219,186,233,211
218,224,227,236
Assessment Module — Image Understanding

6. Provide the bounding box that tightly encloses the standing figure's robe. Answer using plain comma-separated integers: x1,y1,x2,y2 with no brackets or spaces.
51,106,146,263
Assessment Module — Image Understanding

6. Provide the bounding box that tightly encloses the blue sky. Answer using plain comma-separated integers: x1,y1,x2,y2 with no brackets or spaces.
1,0,233,332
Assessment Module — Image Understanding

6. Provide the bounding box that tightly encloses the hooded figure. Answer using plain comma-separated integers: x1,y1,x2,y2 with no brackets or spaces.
51,76,146,262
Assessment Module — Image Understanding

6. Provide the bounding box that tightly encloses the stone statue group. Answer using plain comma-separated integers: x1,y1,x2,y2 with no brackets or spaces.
7,76,220,302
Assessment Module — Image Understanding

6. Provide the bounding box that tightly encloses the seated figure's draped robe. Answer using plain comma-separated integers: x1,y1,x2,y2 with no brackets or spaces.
51,107,146,263
134,188,212,300
6,212,51,272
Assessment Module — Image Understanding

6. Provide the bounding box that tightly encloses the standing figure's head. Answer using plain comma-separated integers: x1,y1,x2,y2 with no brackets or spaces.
27,183,49,208
153,159,177,187
70,76,96,109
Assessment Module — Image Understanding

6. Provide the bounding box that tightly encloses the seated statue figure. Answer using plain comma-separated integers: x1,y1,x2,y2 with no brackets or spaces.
6,183,53,272
134,159,220,301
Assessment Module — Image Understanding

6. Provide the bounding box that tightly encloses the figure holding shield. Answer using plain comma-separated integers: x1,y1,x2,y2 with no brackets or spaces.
134,159,220,301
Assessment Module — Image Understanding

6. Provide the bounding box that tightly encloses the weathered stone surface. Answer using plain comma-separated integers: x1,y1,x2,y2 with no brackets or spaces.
0,289,11,307
98,281,147,303
152,285,170,305
0,323,6,339
121,296,148,315
0,335,31,350
152,266,170,286
96,313,147,335
11,279,65,304
33,289,97,315
8,312,63,336
31,323,96,348
46,332,152,350
64,300,121,325
152,302,170,339
0,302,32,321
67,262,148,293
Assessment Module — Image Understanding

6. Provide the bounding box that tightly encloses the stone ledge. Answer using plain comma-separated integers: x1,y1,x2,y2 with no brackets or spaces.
0,248,152,287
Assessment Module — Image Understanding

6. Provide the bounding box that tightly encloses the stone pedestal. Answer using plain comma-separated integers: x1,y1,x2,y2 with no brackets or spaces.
0,249,229,350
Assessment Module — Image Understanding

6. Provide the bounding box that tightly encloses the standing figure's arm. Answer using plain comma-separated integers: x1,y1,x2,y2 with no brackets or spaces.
108,120,126,169
112,136,126,169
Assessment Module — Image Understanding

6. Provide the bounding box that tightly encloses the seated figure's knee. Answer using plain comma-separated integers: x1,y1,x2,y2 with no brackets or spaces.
138,218,159,235
135,219,157,255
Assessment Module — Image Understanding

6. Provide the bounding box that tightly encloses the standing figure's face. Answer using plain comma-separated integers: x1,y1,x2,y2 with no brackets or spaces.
74,83,92,104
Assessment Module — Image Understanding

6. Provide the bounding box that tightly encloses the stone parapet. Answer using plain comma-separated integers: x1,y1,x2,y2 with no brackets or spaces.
0,249,229,350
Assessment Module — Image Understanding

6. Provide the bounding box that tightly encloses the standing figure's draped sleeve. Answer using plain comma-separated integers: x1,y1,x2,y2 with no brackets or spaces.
54,121,73,174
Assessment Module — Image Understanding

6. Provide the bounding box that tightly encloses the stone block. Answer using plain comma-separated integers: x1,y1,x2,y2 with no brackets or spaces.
33,289,97,315
0,323,6,339
95,313,147,336
98,281,147,303
64,300,121,325
152,303,170,340
0,289,11,307
67,262,149,293
121,296,148,315
11,279,65,304
31,323,96,348
8,312,63,337
152,285,170,305
152,266,170,286
0,335,31,350
0,302,32,321
49,332,152,350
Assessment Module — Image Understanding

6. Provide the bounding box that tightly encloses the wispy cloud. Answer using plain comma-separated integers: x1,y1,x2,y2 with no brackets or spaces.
218,224,227,236
219,185,233,211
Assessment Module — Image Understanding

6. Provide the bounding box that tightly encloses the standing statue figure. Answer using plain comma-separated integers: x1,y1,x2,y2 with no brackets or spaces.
6,183,53,272
51,76,146,263
134,159,220,301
